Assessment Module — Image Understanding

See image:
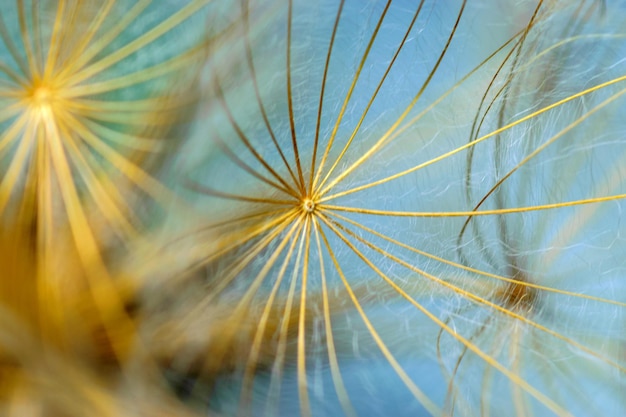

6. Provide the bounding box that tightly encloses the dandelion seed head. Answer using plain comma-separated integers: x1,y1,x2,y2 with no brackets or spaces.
302,197,316,214
28,83,54,108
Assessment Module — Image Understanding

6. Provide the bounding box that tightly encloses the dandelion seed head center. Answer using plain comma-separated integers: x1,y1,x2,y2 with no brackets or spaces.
498,279,539,313
27,85,59,115
302,198,316,214
33,86,52,102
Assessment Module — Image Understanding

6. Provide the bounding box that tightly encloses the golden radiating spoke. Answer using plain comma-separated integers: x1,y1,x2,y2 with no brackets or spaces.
463,3,544,218
73,109,185,128
509,329,527,417
458,84,626,251
60,46,206,98
45,108,105,269
296,217,313,417
312,0,392,193
474,328,502,417
285,0,306,192
0,1,237,414
70,96,196,113
316,0,467,198
42,0,66,80
176,210,299,281
460,12,613,164
240,217,305,410
35,117,52,243
61,0,211,87
177,3,626,415
319,73,626,203
320,192,626,217
0,110,29,154
214,76,301,196
532,347,609,417
459,40,514,269
67,103,195,135
60,124,138,240
542,152,626,267
265,217,309,416
339,27,522,191
437,315,493,417
242,0,301,191
191,207,294,237
77,119,165,153
57,0,116,71
54,0,152,81
317,212,572,417
323,210,626,308
35,126,59,341
43,106,162,372
311,217,357,417
314,0,425,194
322,213,625,373
59,111,179,204
307,0,344,195
44,100,123,313
317,216,441,416
0,112,36,215
182,211,301,315
1,0,209,316
186,180,296,206
126,208,295,287
230,215,306,317
212,131,300,199
180,215,306,404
